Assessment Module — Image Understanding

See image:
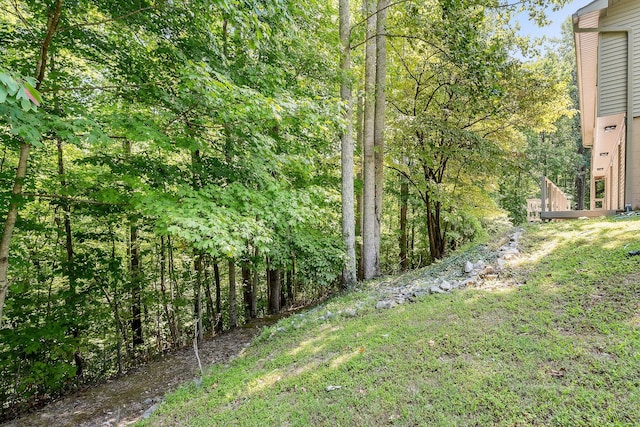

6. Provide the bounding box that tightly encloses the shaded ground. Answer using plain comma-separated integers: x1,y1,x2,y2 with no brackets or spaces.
2,319,276,427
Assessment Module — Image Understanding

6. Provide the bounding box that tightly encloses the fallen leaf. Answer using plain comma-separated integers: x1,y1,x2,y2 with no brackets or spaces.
359,346,365,353
550,368,566,378
428,340,435,347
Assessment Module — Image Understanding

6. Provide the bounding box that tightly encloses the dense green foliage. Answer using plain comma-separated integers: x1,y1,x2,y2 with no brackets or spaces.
141,217,640,426
0,0,344,416
1,0,580,419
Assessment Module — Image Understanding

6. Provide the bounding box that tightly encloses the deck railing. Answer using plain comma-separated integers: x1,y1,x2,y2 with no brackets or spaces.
541,176,572,213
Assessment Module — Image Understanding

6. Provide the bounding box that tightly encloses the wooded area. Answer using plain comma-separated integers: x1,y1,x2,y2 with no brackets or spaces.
0,0,584,418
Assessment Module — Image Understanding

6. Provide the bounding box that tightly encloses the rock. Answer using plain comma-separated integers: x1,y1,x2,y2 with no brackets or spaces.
462,278,477,288
326,385,342,392
343,308,357,317
480,266,497,277
143,398,153,405
474,260,485,270
141,403,159,420
439,280,452,291
464,261,474,273
375,300,396,310
277,327,286,332
496,258,506,270
429,285,445,294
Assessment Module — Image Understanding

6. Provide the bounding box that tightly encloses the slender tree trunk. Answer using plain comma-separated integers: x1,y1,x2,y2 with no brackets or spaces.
0,0,63,325
250,249,258,319
362,0,377,280
203,258,215,332
124,140,143,348
374,0,388,276
194,254,204,342
399,165,408,271
57,137,84,378
129,221,143,347
356,95,364,280
339,0,357,288
159,236,177,345
214,262,222,332
228,260,237,329
242,263,251,320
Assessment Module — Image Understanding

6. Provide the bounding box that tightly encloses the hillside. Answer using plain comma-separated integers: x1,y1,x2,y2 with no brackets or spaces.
139,217,640,426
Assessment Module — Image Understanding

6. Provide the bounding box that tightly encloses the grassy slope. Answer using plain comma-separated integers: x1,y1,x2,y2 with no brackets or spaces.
141,218,640,426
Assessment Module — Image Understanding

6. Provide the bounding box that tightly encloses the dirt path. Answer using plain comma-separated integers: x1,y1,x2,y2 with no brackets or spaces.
3,322,270,427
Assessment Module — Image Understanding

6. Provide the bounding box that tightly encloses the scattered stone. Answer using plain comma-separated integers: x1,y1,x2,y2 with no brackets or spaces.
326,385,342,392
429,285,445,294
439,280,452,291
496,258,506,270
376,300,396,310
141,403,159,420
480,266,497,277
474,260,485,270
464,261,474,273
343,308,357,317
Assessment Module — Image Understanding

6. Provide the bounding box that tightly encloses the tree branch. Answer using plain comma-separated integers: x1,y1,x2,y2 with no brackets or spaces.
23,193,125,206
59,6,155,32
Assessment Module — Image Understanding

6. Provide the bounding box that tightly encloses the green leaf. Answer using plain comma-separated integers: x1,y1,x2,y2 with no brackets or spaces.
20,97,32,111
0,85,7,103
0,72,20,95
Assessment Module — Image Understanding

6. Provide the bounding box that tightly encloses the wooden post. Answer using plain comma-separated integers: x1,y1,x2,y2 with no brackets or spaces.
540,176,547,214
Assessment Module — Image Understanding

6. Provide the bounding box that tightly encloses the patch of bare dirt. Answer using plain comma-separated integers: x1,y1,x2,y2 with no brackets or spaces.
2,320,274,427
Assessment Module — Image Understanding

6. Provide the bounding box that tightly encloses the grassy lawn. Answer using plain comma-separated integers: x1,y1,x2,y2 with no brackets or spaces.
140,218,640,426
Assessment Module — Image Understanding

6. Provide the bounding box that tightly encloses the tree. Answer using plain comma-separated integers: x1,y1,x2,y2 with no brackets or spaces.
340,0,357,288
361,0,378,279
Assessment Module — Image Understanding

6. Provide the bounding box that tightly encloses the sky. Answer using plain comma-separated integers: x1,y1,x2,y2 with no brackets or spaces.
516,0,588,40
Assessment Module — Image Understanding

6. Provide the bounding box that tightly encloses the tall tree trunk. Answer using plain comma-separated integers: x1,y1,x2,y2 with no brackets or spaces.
268,267,281,314
356,95,364,280
214,262,222,332
340,0,357,289
129,221,143,347
125,140,143,348
425,193,445,260
250,248,258,319
0,0,62,326
242,263,251,320
57,137,84,379
168,236,182,344
228,260,237,329
362,0,377,280
399,163,409,271
159,236,177,345
374,0,388,276
194,254,203,342
203,258,215,333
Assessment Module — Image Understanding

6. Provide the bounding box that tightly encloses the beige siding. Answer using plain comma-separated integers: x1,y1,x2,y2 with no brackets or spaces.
598,32,627,117
633,117,640,209
600,0,640,115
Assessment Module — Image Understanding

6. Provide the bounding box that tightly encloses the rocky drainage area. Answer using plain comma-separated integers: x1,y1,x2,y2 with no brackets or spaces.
372,228,524,311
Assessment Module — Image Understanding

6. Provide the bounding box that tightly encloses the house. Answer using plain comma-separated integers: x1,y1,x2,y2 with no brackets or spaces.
573,0,640,211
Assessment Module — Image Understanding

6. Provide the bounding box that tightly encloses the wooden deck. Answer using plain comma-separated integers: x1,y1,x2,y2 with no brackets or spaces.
540,210,618,220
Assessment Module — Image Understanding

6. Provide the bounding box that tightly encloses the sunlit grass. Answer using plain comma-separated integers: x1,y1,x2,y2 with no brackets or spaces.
139,217,640,427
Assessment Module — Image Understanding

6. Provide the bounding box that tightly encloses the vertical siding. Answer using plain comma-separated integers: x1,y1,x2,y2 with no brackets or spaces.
598,33,627,117
601,0,640,115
